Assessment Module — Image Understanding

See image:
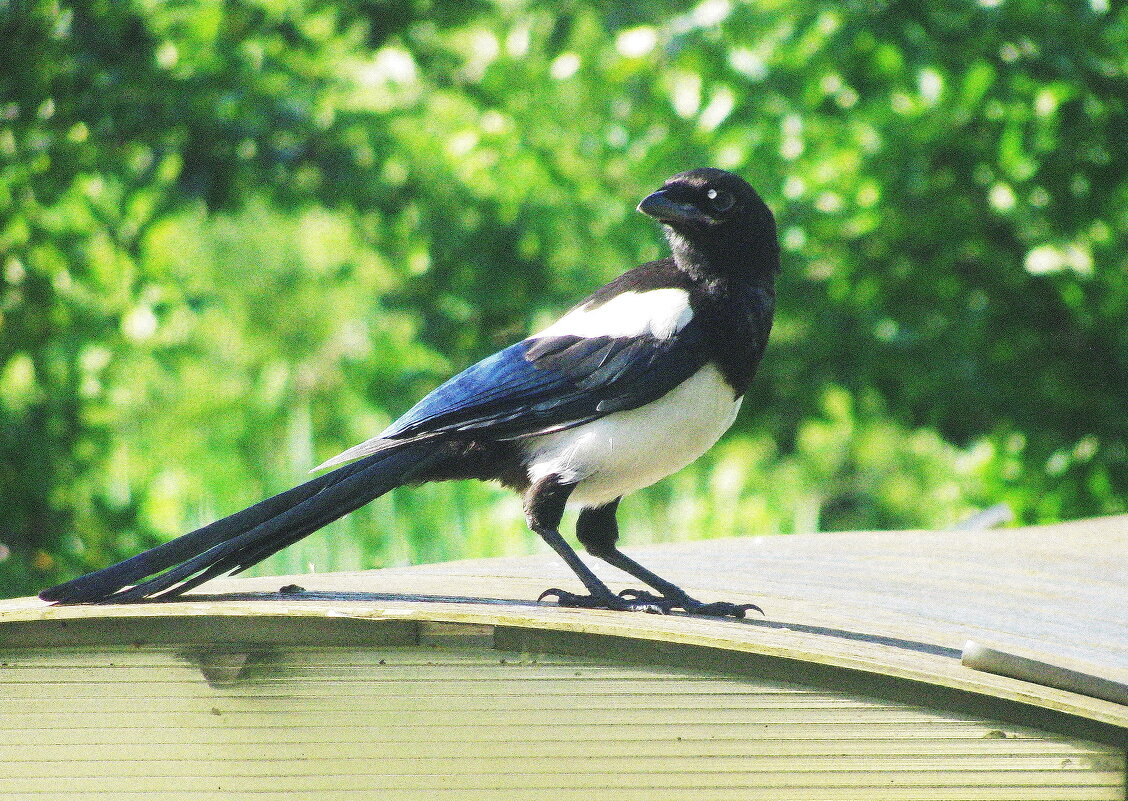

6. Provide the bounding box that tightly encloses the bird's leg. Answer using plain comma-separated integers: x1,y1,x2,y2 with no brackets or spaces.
576,500,761,619
526,477,663,613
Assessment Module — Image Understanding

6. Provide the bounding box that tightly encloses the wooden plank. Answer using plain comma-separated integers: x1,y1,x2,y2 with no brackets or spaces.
0,791,1117,801
0,644,1122,801
2,519,1125,730
0,737,1099,761
2,754,1121,778
1,601,1123,728
0,518,1124,801
0,791,1118,801
0,770,1122,791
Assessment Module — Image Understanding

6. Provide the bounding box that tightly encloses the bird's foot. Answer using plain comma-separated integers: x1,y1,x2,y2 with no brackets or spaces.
538,587,665,614
538,587,762,618
618,588,763,619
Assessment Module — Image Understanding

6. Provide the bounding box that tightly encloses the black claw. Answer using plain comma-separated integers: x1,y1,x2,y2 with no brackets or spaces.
687,601,764,619
538,587,604,607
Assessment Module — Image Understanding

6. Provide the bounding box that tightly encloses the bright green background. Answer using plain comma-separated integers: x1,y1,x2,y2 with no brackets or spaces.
2,0,1125,598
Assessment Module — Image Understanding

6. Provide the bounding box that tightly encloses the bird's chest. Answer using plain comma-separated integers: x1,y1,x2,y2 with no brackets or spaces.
522,363,742,508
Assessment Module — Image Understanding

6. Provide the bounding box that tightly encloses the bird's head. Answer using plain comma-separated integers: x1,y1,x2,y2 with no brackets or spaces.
638,168,779,279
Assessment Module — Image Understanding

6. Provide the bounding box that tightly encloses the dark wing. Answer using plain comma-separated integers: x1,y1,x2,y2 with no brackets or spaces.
380,320,712,442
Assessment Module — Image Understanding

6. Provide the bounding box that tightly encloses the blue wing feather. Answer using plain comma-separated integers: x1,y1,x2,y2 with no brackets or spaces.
381,321,712,442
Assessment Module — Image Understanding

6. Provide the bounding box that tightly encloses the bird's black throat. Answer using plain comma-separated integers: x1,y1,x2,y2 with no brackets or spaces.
664,219,780,285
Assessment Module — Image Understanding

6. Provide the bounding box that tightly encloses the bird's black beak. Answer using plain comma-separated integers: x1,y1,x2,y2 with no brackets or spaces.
637,189,713,225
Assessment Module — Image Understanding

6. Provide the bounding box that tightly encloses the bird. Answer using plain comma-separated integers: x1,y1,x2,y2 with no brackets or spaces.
39,167,780,617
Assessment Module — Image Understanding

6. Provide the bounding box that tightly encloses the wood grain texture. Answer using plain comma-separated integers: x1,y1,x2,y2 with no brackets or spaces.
0,646,1123,801
0,517,1125,800
8,516,1125,721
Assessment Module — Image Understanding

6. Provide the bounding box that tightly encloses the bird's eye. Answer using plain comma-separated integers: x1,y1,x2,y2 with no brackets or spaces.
706,188,735,213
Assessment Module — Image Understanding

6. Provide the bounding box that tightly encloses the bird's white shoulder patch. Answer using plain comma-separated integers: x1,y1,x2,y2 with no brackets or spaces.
532,288,692,341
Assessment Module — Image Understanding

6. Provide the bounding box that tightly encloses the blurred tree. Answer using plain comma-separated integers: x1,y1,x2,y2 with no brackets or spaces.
1,0,1125,597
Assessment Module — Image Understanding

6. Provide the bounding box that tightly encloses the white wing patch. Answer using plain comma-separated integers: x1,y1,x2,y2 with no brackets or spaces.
531,288,692,341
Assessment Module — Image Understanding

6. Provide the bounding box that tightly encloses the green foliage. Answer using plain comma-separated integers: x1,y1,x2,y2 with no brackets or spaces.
1,0,1125,597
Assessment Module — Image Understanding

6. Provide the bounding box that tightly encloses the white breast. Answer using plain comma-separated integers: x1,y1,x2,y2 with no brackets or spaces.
522,363,741,508
532,288,692,341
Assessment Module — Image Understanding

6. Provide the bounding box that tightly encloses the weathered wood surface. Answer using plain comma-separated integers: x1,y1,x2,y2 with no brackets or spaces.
2,514,1126,727
3,646,1124,801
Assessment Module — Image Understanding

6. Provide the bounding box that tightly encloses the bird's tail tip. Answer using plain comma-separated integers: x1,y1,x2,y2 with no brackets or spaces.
38,438,439,605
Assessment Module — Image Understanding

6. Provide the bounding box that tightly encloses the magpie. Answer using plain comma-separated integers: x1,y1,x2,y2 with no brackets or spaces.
40,168,780,617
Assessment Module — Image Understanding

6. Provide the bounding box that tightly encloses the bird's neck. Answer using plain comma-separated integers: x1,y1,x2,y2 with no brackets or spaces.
666,228,780,287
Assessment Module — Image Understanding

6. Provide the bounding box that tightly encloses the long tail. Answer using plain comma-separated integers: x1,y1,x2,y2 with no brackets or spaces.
39,440,442,604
